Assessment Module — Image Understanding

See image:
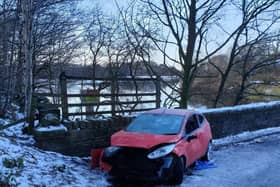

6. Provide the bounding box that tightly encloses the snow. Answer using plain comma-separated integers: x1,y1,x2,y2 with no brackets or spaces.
0,138,108,186
184,133,280,187
35,124,68,132
213,126,280,148
0,122,108,187
199,100,280,113
15,112,25,120
1,120,279,186
0,109,280,186
2,122,35,146
0,118,9,126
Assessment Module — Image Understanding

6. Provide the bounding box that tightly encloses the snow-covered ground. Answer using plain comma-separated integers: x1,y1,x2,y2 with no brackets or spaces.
213,126,280,148
1,120,280,186
0,122,108,187
182,133,280,187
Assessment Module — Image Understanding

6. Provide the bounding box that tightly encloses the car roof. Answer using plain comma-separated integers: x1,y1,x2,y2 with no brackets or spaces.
144,108,196,116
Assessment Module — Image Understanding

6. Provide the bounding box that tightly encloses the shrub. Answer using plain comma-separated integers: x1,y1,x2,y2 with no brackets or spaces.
2,157,24,169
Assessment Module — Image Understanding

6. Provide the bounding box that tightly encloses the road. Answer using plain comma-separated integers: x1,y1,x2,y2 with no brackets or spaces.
180,134,280,187
103,133,280,187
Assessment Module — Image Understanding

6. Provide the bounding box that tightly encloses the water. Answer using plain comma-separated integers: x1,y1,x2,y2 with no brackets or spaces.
36,78,206,119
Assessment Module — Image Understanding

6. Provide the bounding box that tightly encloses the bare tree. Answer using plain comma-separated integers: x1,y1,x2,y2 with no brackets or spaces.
0,0,19,116
130,0,237,108
21,0,34,130
85,7,110,88
212,0,280,107
0,0,83,123
233,33,280,105
32,0,81,94
120,0,280,108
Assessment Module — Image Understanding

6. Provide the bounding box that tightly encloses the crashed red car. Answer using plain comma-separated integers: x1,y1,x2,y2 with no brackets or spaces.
101,108,212,184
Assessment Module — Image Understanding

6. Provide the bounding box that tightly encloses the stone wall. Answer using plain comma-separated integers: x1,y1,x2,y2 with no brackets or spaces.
34,101,280,156
34,117,133,157
203,101,280,139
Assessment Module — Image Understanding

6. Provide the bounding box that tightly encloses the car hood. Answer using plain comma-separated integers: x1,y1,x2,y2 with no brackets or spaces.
111,130,181,149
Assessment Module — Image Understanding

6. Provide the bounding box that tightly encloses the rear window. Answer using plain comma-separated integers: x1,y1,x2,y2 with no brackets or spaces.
126,113,184,135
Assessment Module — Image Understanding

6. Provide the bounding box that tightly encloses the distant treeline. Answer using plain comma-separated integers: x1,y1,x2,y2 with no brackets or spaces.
34,62,180,79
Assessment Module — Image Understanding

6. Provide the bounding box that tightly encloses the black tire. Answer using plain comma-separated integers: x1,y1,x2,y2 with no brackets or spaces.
170,157,184,185
201,141,212,161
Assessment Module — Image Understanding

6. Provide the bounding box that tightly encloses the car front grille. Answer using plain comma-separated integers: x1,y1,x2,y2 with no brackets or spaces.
110,147,162,177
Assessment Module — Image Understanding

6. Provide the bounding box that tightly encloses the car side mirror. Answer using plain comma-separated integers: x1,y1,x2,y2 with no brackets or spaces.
187,135,197,142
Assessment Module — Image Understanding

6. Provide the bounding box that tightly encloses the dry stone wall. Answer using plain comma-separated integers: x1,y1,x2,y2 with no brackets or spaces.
34,117,133,156
203,101,280,138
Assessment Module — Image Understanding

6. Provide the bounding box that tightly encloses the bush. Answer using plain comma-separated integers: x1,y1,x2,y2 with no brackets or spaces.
53,164,66,172
2,157,24,169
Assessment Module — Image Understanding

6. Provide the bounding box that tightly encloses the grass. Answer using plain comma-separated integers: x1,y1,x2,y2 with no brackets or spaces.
247,85,280,103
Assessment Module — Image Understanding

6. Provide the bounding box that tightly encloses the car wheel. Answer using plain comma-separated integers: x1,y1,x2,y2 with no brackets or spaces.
170,157,184,185
201,141,212,161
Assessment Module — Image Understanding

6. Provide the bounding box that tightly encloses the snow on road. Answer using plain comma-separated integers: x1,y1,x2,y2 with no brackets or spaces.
184,133,280,187
0,122,280,186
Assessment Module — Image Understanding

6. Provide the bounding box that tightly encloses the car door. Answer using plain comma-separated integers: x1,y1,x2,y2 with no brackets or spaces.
183,114,202,165
195,114,212,156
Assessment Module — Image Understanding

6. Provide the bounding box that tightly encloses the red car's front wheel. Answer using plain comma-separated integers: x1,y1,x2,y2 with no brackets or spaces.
169,157,184,185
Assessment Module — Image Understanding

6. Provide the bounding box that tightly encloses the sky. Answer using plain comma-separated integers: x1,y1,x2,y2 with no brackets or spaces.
77,0,241,65
79,0,128,13
77,0,279,68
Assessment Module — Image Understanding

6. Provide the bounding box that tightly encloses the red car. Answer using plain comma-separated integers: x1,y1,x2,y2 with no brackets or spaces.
101,108,212,184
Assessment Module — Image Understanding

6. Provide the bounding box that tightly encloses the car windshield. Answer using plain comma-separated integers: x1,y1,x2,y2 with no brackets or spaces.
125,113,184,135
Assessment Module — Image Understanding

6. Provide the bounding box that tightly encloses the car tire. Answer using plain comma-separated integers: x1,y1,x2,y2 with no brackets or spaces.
201,141,212,161
170,157,184,185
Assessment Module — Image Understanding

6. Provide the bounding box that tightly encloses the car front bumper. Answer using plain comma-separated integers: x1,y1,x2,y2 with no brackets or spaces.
103,147,175,181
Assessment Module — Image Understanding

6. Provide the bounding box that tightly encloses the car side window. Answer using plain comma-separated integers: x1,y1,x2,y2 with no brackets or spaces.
196,114,205,126
185,115,199,134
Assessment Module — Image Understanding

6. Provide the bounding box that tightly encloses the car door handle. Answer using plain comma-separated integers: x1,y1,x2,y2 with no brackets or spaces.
187,135,198,142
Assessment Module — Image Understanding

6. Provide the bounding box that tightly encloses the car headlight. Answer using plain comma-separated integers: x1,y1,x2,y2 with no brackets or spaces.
147,144,176,159
104,146,122,157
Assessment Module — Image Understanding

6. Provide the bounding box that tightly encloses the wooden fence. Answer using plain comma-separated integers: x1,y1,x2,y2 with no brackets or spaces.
34,73,161,119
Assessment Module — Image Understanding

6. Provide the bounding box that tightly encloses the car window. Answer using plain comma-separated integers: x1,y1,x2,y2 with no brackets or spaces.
196,114,205,126
125,113,185,135
185,115,199,134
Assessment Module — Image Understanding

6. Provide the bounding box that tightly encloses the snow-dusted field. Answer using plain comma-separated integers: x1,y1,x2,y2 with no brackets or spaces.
1,122,280,186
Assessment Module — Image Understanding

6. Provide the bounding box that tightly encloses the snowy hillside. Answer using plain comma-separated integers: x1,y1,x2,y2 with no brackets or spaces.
0,123,108,187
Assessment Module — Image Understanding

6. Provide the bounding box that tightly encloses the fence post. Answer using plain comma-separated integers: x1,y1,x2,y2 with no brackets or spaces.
111,78,116,116
156,76,161,108
60,72,68,120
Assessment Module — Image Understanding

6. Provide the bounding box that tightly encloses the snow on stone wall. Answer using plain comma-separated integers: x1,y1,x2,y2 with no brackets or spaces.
202,101,280,138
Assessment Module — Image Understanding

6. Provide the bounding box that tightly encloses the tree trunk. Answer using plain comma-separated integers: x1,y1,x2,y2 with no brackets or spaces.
21,0,34,133
213,28,243,108
0,0,9,116
180,0,196,108
16,0,25,103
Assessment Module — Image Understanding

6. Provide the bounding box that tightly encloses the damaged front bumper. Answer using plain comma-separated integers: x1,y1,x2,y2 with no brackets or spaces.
102,147,175,181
